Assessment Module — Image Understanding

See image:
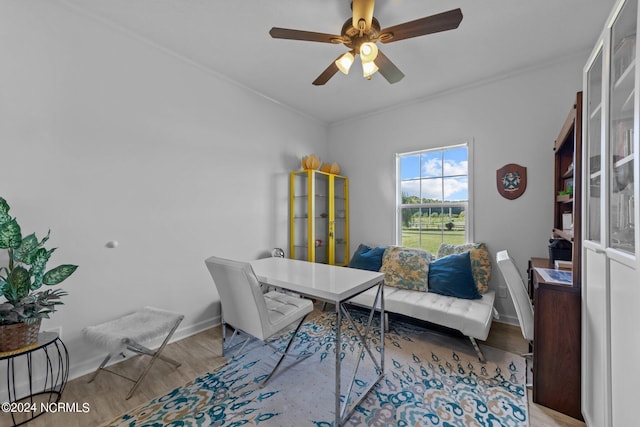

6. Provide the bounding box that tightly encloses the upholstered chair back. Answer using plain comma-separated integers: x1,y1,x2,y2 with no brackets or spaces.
496,250,534,342
205,256,270,340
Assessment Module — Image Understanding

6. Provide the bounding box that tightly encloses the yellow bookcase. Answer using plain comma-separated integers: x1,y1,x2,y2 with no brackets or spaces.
289,170,349,265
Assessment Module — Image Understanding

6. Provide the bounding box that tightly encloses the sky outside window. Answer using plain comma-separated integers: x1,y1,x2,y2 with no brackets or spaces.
400,147,468,202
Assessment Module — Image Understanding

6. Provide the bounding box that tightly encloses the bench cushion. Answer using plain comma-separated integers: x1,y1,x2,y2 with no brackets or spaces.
349,287,495,341
83,306,184,350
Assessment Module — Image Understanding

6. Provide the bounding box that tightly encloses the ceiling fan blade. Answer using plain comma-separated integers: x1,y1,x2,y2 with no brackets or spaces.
269,27,341,43
352,0,375,30
312,57,341,86
374,49,404,84
379,8,463,43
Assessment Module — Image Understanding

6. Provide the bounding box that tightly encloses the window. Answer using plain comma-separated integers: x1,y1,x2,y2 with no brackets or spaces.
396,142,472,253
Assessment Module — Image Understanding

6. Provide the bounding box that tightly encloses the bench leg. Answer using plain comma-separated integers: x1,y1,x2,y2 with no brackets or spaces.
124,318,182,400
88,351,126,383
125,341,181,368
469,337,486,363
88,354,112,383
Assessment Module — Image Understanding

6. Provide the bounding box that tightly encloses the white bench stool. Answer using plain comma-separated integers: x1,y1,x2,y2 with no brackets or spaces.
83,306,184,399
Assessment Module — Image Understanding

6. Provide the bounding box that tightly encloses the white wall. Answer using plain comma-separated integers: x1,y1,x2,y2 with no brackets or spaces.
1,0,589,381
0,0,327,379
327,57,585,322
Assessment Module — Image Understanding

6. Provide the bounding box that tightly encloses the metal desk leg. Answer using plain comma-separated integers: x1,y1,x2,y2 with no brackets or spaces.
334,301,342,427
335,280,385,426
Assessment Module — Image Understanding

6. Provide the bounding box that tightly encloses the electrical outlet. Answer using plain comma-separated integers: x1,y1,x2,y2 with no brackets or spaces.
498,287,508,298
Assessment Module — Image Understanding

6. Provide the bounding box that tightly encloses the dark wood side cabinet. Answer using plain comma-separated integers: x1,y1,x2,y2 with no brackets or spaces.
529,258,582,421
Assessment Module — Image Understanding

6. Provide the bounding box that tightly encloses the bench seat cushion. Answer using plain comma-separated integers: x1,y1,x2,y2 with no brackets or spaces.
349,287,495,341
83,306,184,350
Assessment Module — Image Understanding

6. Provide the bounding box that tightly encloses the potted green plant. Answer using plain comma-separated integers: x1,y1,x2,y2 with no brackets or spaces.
0,197,78,352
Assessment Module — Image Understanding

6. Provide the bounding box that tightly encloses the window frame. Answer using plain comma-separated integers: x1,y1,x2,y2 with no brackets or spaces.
395,140,475,249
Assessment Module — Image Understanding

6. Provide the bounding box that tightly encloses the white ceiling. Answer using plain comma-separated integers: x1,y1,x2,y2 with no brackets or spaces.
60,0,616,124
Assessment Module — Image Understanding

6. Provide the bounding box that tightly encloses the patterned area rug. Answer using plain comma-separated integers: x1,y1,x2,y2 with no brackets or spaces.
105,311,528,427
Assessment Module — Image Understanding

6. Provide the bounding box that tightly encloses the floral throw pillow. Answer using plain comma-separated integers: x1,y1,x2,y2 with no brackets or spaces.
436,242,491,294
380,246,431,291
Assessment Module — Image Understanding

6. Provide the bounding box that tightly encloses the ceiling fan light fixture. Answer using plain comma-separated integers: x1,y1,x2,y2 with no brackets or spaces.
270,4,463,86
359,42,378,62
362,59,379,79
335,51,355,74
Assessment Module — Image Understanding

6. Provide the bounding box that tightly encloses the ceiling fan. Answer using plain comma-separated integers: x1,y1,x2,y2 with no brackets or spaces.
269,0,463,85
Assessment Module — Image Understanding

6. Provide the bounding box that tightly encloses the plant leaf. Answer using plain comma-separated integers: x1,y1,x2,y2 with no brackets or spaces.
0,301,19,323
0,281,10,300
43,264,78,285
14,232,48,264
0,198,11,225
29,247,55,290
0,198,9,214
0,218,22,249
8,266,31,302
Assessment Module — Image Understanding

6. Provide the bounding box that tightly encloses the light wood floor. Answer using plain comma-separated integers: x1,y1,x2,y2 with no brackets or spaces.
6,310,586,427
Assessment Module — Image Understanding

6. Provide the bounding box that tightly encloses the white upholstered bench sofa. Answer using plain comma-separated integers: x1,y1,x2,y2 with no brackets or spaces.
348,243,496,362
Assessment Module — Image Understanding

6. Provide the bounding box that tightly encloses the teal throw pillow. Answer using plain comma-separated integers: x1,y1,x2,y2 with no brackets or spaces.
349,244,386,272
428,251,481,300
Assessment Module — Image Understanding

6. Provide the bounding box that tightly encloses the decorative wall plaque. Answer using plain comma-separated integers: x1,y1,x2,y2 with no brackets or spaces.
496,163,527,200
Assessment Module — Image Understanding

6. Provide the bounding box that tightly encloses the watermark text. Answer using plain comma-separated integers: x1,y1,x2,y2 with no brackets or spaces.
2,401,91,414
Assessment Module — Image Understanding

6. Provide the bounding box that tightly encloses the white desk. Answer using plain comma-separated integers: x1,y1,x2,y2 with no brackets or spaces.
250,257,385,427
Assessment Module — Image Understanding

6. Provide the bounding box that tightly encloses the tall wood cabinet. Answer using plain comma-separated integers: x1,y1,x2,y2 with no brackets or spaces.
582,0,640,425
553,91,583,286
289,170,350,266
528,93,583,421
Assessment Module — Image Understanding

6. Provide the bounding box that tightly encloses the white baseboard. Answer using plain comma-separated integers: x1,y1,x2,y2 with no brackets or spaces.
492,315,520,327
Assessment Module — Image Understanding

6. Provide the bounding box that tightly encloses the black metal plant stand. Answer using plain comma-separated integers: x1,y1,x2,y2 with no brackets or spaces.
0,332,69,426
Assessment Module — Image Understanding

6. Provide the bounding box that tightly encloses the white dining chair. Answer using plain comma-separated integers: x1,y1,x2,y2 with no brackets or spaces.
205,255,314,385
496,250,534,386
495,250,534,343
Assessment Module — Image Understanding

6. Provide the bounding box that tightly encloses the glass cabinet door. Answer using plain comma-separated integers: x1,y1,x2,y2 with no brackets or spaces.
289,170,349,265
586,48,604,244
313,172,329,263
608,0,637,253
290,171,311,261
330,175,349,266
